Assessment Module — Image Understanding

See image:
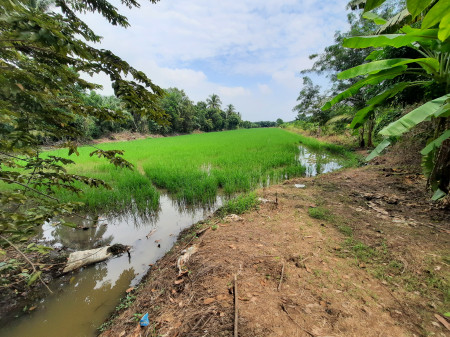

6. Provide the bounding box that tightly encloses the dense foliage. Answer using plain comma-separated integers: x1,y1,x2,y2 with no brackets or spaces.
0,0,168,243
293,0,449,198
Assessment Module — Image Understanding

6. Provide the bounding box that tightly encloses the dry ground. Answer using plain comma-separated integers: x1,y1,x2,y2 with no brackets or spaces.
100,161,449,337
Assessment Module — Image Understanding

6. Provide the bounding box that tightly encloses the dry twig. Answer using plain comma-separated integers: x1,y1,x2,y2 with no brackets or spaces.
281,304,315,337
277,262,285,292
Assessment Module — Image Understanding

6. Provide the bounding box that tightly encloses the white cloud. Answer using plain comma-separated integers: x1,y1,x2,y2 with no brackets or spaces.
258,84,272,95
80,0,350,121
218,86,250,98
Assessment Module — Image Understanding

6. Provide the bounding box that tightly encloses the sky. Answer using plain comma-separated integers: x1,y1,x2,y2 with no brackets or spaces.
82,0,350,122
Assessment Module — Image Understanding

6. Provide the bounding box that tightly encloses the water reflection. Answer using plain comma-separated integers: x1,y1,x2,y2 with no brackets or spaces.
297,145,343,177
0,194,223,337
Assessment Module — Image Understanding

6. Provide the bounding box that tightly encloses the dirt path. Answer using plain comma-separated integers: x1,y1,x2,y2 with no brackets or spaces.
100,164,449,337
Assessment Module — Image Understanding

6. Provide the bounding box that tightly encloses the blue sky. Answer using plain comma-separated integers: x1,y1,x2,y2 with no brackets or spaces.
82,0,350,122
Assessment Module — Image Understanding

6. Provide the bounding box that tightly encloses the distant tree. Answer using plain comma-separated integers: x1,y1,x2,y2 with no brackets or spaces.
293,77,327,124
211,111,225,131
206,94,222,110
159,88,195,134
276,118,284,126
225,104,236,118
227,113,241,130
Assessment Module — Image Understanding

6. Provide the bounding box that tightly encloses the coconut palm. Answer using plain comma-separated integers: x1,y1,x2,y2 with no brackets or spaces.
206,94,222,110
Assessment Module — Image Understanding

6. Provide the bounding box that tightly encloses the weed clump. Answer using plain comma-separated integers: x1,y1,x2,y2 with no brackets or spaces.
308,206,333,220
218,192,259,216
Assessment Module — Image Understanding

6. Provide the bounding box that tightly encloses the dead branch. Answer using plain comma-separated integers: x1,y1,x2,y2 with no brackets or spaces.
281,304,316,337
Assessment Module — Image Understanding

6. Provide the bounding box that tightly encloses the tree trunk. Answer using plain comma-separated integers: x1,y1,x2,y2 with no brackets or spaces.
367,118,374,148
359,126,365,148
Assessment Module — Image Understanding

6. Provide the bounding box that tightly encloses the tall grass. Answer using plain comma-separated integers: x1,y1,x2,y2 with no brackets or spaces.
31,128,356,212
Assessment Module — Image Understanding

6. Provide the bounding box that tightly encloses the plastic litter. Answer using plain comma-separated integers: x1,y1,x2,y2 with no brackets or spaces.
294,184,306,188
140,313,149,327
63,247,112,273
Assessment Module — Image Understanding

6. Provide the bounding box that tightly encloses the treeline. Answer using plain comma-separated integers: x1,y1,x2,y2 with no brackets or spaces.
72,88,272,141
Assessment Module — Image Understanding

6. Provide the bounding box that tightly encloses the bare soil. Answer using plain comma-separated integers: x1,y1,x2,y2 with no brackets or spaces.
100,156,450,336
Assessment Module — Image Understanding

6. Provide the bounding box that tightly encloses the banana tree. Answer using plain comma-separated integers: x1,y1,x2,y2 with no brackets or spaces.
323,0,450,199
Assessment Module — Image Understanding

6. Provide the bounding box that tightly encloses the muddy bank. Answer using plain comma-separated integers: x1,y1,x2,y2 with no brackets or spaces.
100,162,449,336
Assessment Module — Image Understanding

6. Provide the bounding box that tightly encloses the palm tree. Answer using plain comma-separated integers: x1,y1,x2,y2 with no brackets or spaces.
225,104,236,118
206,94,222,110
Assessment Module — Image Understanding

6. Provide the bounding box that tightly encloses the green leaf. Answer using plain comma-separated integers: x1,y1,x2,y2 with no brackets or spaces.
422,0,450,29
338,59,408,80
343,29,438,49
367,82,412,106
27,271,42,286
350,106,376,129
438,12,450,41
350,82,413,129
339,58,439,80
407,0,432,18
420,130,450,155
431,188,447,201
322,66,407,110
444,312,450,318
363,0,387,12
366,138,394,161
380,94,450,136
363,12,387,25
365,50,383,61
433,103,450,117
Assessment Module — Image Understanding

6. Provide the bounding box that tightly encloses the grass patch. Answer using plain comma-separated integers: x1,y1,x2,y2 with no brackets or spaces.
338,225,353,237
40,129,310,210
218,192,259,216
308,206,333,221
3,128,359,213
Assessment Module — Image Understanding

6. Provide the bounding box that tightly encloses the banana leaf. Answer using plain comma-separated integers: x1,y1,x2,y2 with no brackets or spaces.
365,138,395,161
407,0,432,19
338,58,439,80
343,29,438,49
422,0,450,29
420,130,450,155
380,94,450,137
363,12,387,25
350,82,413,129
322,66,407,110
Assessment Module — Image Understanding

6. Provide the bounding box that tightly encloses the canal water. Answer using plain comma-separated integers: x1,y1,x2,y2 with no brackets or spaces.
0,144,344,337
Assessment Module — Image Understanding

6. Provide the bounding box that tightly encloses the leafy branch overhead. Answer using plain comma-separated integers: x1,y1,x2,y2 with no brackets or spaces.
322,0,450,199
0,0,168,240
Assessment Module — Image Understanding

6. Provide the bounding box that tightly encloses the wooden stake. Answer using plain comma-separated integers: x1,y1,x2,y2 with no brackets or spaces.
277,262,285,292
234,274,238,337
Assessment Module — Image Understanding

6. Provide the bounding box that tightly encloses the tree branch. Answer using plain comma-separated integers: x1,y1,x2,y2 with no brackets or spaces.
0,235,53,294
0,177,59,202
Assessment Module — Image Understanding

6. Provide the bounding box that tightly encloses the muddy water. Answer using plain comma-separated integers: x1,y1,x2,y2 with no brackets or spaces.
0,195,223,337
0,144,344,337
297,145,343,176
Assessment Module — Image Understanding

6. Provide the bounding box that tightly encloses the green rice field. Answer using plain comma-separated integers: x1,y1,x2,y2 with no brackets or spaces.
46,128,357,211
